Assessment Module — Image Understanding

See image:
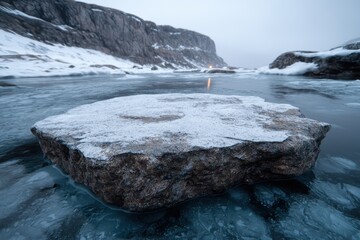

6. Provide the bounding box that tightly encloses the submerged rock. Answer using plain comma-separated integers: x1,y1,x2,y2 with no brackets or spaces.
31,94,330,211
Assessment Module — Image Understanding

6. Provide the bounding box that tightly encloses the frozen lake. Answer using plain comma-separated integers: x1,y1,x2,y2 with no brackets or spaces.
0,72,359,239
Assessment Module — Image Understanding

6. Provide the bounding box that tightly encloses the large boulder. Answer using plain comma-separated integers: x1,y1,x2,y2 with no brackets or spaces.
31,94,330,211
269,40,360,80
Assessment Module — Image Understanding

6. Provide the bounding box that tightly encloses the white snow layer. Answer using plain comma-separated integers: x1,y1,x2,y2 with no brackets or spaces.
33,93,323,161
294,47,360,58
151,43,202,52
0,30,172,78
91,8,103,12
258,62,318,75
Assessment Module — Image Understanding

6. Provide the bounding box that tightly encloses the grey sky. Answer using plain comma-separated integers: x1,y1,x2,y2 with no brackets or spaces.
79,0,360,68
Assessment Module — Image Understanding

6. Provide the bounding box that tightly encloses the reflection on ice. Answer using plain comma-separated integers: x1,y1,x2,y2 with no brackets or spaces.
345,102,360,108
0,167,56,220
0,160,25,190
276,199,360,239
316,156,358,174
183,198,271,239
312,181,360,210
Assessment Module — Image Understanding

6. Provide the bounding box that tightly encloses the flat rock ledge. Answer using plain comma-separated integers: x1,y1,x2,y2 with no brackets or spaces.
31,94,330,211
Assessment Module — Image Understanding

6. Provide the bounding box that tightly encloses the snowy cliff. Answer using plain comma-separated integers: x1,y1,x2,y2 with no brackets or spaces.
0,0,226,71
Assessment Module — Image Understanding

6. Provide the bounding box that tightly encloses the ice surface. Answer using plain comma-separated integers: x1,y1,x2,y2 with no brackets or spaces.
312,180,360,209
0,167,56,219
33,93,309,160
184,200,272,239
0,160,25,190
254,185,287,209
316,156,358,174
346,102,360,107
0,68,359,239
276,199,360,239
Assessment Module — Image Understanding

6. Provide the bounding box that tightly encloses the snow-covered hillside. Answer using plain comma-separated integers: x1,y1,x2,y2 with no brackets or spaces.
0,30,170,78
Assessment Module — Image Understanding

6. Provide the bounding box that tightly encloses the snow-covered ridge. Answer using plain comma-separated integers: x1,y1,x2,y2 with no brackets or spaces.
0,30,172,78
294,47,360,58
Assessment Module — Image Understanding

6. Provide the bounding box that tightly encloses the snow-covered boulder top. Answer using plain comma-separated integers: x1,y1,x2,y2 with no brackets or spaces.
32,94,330,211
33,94,322,160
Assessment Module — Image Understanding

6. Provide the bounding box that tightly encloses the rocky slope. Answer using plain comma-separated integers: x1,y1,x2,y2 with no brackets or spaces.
0,0,226,68
269,40,360,80
32,94,330,211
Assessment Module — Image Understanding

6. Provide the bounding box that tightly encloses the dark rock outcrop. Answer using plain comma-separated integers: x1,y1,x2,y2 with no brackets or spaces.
31,94,330,211
0,0,226,68
205,68,236,74
269,41,360,80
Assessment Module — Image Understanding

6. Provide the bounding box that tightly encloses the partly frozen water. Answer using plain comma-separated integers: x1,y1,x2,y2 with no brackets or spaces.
0,73,359,239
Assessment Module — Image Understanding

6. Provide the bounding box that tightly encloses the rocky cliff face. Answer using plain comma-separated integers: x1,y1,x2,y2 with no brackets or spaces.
0,0,226,68
269,41,360,80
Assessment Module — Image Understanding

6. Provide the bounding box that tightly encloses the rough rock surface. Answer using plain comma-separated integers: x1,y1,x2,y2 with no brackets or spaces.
269,40,360,80
206,68,236,74
31,94,330,211
0,0,226,68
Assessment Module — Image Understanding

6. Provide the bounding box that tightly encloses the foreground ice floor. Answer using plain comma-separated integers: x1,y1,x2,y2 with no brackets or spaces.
0,73,359,239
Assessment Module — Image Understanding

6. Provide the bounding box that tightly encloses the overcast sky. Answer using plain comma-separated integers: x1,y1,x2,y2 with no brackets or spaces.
79,0,360,68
